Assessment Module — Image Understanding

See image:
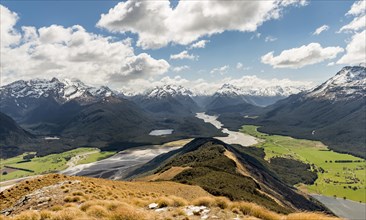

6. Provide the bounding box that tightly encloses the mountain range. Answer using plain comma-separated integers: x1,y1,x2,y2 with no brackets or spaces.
219,66,366,158
0,65,364,159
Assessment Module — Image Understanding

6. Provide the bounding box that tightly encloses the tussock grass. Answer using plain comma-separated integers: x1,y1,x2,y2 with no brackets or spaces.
0,174,342,220
231,201,282,220
285,212,340,220
12,211,40,220
86,205,109,218
192,196,216,207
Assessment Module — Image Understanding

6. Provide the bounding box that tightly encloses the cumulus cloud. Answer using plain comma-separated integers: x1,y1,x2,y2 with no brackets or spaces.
313,25,329,35
337,30,366,65
97,0,308,49
339,15,366,32
189,40,209,49
210,65,230,75
0,5,169,86
346,0,366,16
261,43,344,69
339,1,365,33
170,50,197,60
172,65,190,72
0,5,21,47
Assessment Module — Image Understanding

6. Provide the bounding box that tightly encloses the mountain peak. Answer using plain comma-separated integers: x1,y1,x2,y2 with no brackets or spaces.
146,84,193,99
307,66,366,100
0,78,117,103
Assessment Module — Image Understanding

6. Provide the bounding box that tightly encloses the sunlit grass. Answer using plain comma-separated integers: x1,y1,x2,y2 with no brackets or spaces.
241,125,366,202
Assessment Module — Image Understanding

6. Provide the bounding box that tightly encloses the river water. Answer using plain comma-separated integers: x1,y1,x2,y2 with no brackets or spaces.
61,144,186,180
195,112,258,146
311,194,366,220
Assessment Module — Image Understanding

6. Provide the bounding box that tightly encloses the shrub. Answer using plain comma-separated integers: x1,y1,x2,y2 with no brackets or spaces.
214,196,230,209
13,211,40,220
168,196,188,207
108,206,147,220
192,196,215,207
86,205,109,218
39,210,53,220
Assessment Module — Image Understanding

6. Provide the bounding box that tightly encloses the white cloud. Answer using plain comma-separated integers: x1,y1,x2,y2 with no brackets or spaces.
327,62,335,66
339,1,365,33
172,65,190,72
337,30,366,65
236,62,244,69
170,50,197,60
261,43,344,69
0,5,169,86
0,5,21,47
250,32,262,40
312,25,329,35
346,0,366,16
236,62,251,70
189,40,209,49
265,35,277,42
97,0,308,49
210,65,229,75
109,53,170,82
339,15,366,32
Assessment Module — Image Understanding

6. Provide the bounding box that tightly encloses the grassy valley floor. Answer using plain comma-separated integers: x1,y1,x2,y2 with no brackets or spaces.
240,125,366,203
0,148,116,182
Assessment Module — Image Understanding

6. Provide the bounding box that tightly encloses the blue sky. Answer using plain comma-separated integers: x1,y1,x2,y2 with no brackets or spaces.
0,0,364,94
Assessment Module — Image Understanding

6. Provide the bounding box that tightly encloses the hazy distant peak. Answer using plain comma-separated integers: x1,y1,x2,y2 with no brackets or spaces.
146,84,194,98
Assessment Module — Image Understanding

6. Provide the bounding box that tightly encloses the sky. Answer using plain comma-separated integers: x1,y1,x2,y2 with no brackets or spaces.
0,0,365,95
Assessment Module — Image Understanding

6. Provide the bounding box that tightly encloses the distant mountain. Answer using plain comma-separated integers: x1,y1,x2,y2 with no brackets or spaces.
127,138,327,213
0,78,116,123
222,66,365,158
132,85,200,115
205,83,307,111
0,79,223,158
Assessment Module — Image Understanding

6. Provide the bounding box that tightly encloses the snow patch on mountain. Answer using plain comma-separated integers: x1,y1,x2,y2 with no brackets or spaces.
145,85,193,99
306,66,366,100
214,83,306,97
0,77,116,103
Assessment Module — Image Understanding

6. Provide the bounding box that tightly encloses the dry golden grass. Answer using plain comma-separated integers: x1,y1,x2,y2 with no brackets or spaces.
192,196,216,207
136,166,191,182
231,201,282,220
285,212,341,220
0,174,342,220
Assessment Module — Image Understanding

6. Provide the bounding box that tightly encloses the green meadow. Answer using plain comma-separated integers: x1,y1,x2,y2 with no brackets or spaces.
0,148,115,182
75,150,116,165
241,125,366,203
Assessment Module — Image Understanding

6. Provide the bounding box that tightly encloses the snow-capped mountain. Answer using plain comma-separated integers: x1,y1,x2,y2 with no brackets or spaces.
306,66,366,101
215,83,306,97
0,77,116,103
132,85,199,115
145,85,194,99
252,65,365,158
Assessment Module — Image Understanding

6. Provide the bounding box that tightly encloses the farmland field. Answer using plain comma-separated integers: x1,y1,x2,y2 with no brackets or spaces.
241,125,366,203
0,148,115,182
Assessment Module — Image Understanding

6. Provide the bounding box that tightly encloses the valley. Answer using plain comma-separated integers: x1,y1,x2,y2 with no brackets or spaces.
240,125,366,203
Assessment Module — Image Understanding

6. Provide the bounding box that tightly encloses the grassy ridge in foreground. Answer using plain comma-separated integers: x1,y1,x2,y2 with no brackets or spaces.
0,174,339,220
241,125,366,203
